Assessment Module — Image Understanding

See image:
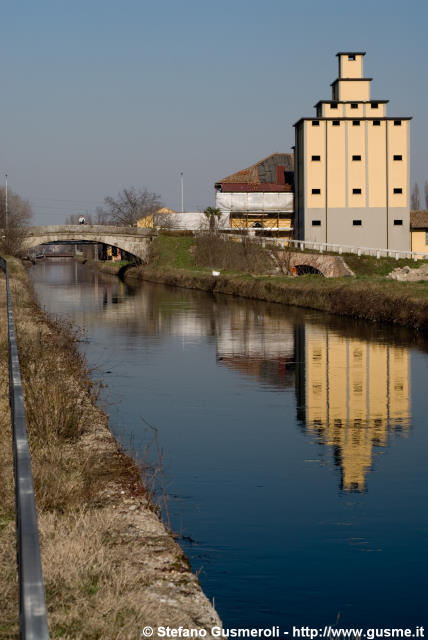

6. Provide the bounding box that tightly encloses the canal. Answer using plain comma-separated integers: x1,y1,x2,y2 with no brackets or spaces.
29,260,428,630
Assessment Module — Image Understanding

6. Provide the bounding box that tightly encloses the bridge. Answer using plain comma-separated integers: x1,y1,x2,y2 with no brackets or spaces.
21,225,156,262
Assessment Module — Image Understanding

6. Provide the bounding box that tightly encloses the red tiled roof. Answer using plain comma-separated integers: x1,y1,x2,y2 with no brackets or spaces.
216,153,294,185
410,210,428,229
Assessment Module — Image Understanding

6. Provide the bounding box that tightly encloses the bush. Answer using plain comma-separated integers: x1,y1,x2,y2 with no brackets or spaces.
194,232,274,273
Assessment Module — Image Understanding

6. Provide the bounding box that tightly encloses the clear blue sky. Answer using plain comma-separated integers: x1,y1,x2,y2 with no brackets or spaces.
1,0,427,224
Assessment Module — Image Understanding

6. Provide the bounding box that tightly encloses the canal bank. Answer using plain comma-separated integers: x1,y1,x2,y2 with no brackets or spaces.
84,235,428,330
27,258,428,630
124,265,428,331
0,257,220,638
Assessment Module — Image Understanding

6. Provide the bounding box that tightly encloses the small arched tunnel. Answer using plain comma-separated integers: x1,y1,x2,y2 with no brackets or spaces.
293,264,324,277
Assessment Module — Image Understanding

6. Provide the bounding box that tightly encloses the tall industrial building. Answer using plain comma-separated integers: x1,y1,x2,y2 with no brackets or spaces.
294,52,411,250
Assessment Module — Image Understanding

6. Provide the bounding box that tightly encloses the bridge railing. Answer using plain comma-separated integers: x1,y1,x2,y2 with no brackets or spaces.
0,256,50,640
219,233,428,262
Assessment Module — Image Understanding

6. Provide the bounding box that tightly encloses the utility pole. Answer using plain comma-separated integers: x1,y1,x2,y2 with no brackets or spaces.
5,173,8,228
180,171,184,213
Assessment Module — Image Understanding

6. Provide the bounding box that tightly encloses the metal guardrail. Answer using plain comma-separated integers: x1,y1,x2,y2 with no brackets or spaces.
0,257,49,639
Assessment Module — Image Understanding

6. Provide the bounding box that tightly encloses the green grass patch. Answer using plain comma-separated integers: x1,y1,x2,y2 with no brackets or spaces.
151,234,196,270
342,254,428,276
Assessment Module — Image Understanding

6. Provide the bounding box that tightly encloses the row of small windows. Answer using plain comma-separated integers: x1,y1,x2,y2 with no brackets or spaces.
311,187,403,194
311,154,403,161
312,219,404,226
312,119,402,126
328,102,379,109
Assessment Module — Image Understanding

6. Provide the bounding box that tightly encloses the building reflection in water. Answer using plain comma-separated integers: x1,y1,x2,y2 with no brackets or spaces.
56,266,411,495
295,325,410,492
215,307,410,493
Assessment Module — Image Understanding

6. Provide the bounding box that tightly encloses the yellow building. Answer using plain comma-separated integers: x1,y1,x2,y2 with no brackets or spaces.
136,207,176,228
296,325,410,492
294,52,411,250
410,210,428,255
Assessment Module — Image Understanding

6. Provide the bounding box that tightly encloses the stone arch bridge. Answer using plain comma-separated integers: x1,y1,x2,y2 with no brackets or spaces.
21,225,156,262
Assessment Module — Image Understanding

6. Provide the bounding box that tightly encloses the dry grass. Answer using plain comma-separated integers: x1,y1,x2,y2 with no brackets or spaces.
0,258,220,639
194,232,274,274
131,265,428,331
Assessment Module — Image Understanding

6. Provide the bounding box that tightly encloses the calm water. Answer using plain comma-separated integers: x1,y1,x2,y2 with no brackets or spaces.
30,260,428,630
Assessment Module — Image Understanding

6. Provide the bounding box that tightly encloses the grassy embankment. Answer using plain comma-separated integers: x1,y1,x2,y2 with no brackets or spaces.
0,257,220,639
125,234,428,330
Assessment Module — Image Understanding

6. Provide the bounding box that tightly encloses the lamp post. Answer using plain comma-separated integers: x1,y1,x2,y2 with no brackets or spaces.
180,171,184,213
4,173,8,228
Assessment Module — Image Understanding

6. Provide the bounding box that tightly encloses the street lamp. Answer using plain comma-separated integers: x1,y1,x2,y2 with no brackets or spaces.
180,171,184,213
4,173,8,228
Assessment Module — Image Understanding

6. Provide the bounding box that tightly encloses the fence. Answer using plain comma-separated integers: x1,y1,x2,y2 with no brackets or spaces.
224,234,428,262
0,257,49,640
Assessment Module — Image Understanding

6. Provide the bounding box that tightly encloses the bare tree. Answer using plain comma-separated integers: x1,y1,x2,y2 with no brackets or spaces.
94,206,111,225
0,187,33,255
424,181,428,210
411,183,420,210
100,187,163,226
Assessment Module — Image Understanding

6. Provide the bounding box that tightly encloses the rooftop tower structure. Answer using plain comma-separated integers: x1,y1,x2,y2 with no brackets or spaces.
294,52,411,250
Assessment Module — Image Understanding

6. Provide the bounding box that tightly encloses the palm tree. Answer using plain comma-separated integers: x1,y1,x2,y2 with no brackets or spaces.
203,207,221,232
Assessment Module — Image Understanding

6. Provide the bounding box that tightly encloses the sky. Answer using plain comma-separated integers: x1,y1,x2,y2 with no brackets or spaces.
1,0,428,225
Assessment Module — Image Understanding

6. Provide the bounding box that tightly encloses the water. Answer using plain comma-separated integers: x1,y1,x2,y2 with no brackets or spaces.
29,260,428,630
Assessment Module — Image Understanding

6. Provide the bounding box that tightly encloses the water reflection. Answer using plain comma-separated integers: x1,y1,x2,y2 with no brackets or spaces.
34,260,412,494
30,260,427,628
295,326,410,492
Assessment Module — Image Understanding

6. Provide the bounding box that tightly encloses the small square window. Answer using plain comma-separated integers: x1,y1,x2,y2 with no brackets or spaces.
352,188,362,194
373,120,381,126
394,120,402,126
348,55,356,61
312,120,320,126
312,155,321,161
353,220,362,226
371,102,379,109
312,188,321,194
394,219,403,225
393,155,403,161
352,155,362,161
332,120,340,126
352,120,360,126
331,103,338,109
312,220,321,226
351,103,358,109
393,188,402,194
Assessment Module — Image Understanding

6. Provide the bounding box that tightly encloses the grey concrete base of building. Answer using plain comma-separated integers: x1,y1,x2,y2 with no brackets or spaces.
300,207,410,251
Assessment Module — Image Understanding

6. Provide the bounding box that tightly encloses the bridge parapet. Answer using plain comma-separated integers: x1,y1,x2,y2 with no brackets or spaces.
21,225,156,261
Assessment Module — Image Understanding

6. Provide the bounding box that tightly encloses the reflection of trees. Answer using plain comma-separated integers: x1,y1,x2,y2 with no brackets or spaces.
46,263,414,494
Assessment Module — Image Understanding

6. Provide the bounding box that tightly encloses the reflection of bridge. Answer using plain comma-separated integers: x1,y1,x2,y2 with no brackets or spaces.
22,225,156,261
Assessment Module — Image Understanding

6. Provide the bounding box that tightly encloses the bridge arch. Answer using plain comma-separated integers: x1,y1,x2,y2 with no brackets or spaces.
293,264,324,276
21,225,155,262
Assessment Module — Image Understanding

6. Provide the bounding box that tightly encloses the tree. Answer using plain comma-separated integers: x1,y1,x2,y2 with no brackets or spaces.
0,187,33,255
203,207,222,232
411,183,420,210
424,181,428,210
100,187,163,227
